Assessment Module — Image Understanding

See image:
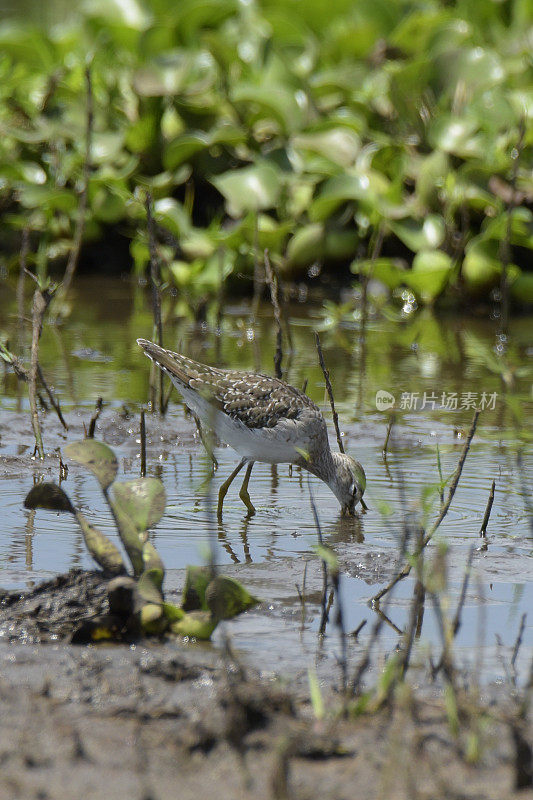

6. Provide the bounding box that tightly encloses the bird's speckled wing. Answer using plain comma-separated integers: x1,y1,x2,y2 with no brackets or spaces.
137,338,319,428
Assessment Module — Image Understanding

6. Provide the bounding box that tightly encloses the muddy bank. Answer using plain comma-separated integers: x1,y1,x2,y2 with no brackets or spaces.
0,629,530,800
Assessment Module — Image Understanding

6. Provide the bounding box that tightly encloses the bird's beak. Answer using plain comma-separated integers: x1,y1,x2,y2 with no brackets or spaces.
341,502,356,517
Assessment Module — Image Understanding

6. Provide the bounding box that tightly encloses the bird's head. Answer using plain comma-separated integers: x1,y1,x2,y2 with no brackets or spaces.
330,453,366,516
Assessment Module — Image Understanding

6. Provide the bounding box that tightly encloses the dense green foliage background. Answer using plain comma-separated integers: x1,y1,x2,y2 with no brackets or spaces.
0,0,532,307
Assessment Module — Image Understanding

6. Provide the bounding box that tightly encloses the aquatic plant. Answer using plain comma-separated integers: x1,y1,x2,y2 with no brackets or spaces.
0,0,531,311
23,438,259,641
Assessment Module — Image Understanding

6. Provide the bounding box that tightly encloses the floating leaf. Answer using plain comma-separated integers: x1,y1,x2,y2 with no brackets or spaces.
64,440,118,491
170,610,217,640
211,164,281,217
112,477,166,534
24,482,74,514
75,511,126,576
205,576,260,620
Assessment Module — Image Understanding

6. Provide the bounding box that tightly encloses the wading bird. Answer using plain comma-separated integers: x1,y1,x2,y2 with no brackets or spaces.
137,339,365,518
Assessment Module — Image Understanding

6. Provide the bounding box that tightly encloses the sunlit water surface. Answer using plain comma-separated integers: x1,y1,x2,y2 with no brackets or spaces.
0,277,531,680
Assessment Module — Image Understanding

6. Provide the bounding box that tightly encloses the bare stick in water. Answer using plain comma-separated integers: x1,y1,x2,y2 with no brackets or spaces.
140,409,146,477
307,475,329,636
17,226,30,352
479,480,496,537
264,249,283,379
314,331,344,454
59,64,93,302
372,410,480,604
145,191,164,413
87,397,103,439
383,414,395,456
29,285,53,458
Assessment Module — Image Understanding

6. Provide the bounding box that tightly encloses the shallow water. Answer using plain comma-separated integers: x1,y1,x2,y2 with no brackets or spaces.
0,276,531,681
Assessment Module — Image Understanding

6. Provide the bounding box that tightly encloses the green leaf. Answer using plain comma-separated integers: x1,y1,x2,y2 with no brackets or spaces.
75,511,126,576
162,602,185,623
313,544,339,572
137,569,164,605
205,576,260,620
112,477,166,534
405,250,453,303
181,565,211,611
170,610,217,640
308,667,324,720
292,128,360,168
462,237,502,293
64,440,118,491
310,172,389,222
108,499,144,576
286,223,325,268
389,215,445,253
140,603,168,635
211,164,281,217
353,258,406,290
24,482,75,514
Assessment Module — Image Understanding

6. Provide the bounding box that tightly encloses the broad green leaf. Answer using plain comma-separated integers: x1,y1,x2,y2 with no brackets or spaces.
108,499,144,576
310,172,389,222
64,440,118,491
181,565,211,611
140,603,168,635
353,258,406,290
170,610,217,640
211,164,281,217
75,511,126,576
462,237,501,292
112,477,166,533
205,576,260,620
389,215,445,253
406,250,453,303
292,128,360,167
137,569,164,605
231,82,302,134
286,223,325,268
510,272,533,304
162,602,185,623
154,197,191,238
429,115,484,158
24,482,74,514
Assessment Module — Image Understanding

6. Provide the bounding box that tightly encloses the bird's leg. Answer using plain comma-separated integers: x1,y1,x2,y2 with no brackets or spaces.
239,461,256,516
217,458,247,519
